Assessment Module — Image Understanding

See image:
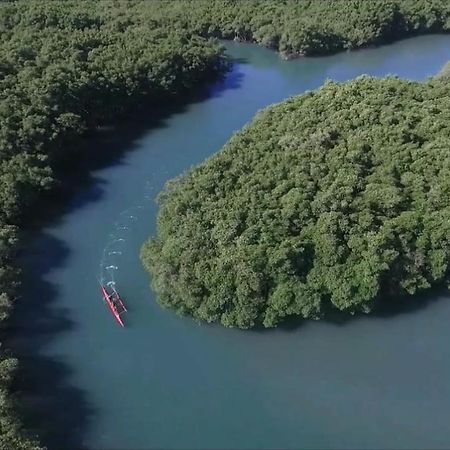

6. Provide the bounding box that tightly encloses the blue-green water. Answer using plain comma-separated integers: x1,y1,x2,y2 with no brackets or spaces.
12,35,450,449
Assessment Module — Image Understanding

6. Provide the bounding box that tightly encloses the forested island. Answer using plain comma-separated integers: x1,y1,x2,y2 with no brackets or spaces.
2,0,450,448
142,75,450,328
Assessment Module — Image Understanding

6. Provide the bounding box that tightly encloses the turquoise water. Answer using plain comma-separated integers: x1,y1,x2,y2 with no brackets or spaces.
11,35,450,449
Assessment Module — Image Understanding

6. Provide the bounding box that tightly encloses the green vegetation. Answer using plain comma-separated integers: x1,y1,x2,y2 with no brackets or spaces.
2,0,450,446
142,76,450,329
157,0,450,57
0,1,225,447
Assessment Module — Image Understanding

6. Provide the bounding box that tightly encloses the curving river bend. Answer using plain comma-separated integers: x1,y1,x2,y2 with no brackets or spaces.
11,36,450,450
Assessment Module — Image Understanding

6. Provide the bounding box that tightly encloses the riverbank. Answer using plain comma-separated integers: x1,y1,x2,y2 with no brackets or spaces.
0,3,226,447
154,0,450,57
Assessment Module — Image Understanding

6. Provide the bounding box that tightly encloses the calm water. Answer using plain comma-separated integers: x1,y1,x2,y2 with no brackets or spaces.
11,35,450,450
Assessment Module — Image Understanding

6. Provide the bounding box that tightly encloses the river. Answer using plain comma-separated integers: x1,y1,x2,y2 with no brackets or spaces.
10,35,450,450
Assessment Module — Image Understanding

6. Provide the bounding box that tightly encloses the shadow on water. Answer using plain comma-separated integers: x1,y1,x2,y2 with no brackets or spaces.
246,273,450,334
320,285,449,329
271,284,449,334
6,64,244,450
372,285,448,319
26,63,245,229
208,62,245,97
8,232,92,450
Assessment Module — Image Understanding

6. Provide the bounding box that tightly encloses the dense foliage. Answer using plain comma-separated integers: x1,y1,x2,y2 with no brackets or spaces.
2,0,450,446
0,1,226,448
142,76,450,329
157,0,450,57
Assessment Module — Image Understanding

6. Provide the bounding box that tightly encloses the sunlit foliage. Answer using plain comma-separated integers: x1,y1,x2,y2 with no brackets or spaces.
142,76,450,329
153,0,450,57
2,0,450,445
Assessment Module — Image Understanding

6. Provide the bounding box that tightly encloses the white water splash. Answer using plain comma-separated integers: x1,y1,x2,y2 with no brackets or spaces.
98,180,154,292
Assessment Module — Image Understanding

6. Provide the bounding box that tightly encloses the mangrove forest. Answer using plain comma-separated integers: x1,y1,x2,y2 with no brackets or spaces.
2,0,450,448
142,75,450,328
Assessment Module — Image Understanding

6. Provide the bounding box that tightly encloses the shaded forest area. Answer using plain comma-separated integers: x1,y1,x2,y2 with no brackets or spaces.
1,0,450,448
0,2,225,448
142,76,450,329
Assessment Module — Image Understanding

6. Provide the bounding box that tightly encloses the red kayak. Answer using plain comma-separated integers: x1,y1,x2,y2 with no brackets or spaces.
100,285,127,327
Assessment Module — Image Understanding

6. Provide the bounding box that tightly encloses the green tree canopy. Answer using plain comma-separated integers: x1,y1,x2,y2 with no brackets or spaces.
142,76,450,329
0,2,226,447
144,0,450,57
2,0,450,445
